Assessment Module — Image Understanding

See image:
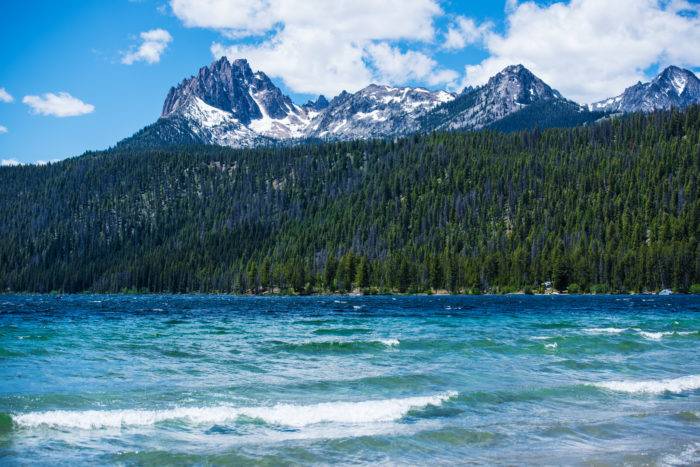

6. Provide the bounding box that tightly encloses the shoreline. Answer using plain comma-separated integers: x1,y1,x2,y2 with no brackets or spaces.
0,290,695,297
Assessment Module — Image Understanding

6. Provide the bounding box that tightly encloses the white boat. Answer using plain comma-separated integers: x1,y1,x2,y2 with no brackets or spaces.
658,289,673,296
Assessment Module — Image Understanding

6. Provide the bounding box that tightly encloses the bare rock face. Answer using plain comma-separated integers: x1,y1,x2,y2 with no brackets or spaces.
307,84,454,140
590,66,700,113
155,57,455,147
121,58,697,150
424,64,576,131
162,57,297,124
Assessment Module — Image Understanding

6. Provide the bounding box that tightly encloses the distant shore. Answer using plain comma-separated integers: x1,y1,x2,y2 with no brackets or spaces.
2,289,696,296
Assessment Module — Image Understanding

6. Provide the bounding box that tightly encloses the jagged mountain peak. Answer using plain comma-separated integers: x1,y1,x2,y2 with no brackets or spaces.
304,95,329,112
654,65,698,95
125,59,698,150
307,83,454,140
162,57,290,120
424,64,570,132
485,64,563,102
590,65,700,113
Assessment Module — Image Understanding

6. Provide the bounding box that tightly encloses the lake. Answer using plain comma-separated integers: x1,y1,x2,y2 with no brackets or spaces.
0,295,698,465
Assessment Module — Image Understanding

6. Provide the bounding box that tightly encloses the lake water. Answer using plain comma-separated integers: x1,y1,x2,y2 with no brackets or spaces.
0,295,698,465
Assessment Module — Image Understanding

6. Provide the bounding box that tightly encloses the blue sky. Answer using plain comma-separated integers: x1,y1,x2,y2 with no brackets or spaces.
1,0,699,164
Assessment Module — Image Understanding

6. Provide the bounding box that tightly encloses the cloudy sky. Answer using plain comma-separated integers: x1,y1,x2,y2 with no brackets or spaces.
1,0,699,163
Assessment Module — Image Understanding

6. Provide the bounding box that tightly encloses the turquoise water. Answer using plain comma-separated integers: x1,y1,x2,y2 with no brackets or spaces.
0,295,698,465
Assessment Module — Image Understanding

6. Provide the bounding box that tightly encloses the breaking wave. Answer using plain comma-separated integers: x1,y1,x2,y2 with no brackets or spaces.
593,375,700,394
12,392,457,430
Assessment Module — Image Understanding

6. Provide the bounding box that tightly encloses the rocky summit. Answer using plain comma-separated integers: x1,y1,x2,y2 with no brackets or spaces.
119,58,700,149
590,66,700,113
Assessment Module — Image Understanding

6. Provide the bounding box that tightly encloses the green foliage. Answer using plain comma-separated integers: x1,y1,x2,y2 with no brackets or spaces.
566,283,581,294
0,106,699,294
553,260,572,292
590,284,609,294
689,284,700,294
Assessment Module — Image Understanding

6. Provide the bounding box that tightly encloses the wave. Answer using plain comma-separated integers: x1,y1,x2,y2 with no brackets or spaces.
584,327,627,335
379,338,400,347
637,330,696,340
638,331,667,340
11,392,457,430
270,338,399,353
584,327,696,340
593,375,700,394
312,327,372,336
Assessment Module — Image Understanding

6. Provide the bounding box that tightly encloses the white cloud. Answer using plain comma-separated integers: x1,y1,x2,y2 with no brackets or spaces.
366,43,458,87
122,28,173,65
0,125,7,134
173,0,456,96
443,16,492,50
0,88,13,103
35,159,60,166
463,0,700,103
22,92,95,117
1,159,21,167
171,0,277,35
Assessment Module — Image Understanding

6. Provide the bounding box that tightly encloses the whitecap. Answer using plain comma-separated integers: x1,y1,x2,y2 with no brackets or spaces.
584,327,626,335
638,331,668,340
544,342,558,350
660,442,700,466
593,374,700,394
12,391,457,430
379,338,400,347
637,330,696,340
352,305,364,310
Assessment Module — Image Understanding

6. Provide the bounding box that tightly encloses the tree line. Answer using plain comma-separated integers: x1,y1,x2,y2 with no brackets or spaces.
0,106,698,294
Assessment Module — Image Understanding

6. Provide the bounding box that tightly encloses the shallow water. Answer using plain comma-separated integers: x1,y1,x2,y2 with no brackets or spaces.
0,294,698,465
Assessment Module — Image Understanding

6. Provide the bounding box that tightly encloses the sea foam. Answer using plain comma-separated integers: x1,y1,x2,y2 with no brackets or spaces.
637,330,696,340
12,391,457,430
593,375,700,394
379,338,400,347
584,327,627,335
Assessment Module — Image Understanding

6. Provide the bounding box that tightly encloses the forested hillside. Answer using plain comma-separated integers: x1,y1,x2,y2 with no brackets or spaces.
1,107,698,293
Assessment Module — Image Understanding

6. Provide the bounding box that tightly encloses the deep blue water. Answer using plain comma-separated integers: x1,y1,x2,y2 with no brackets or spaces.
0,294,698,465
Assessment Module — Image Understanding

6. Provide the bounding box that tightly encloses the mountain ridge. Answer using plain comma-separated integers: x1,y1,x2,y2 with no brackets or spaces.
590,65,700,113
119,58,700,149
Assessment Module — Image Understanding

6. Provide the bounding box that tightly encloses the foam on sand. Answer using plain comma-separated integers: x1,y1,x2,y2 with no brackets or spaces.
12,391,457,430
593,375,700,394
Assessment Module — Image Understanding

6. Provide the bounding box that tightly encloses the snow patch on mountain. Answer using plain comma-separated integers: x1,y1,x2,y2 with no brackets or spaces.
589,66,700,113
129,58,699,150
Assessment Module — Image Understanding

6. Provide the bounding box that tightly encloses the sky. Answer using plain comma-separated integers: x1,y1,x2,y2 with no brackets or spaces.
1,0,699,164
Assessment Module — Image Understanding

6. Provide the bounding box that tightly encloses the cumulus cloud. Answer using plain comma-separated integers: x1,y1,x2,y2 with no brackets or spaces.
122,28,173,65
22,92,95,117
173,0,457,96
0,125,7,134
35,159,60,166
462,0,700,103
0,88,13,103
443,16,492,50
1,159,21,167
367,43,458,87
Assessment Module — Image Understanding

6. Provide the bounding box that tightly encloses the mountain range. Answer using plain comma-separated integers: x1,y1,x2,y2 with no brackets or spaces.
118,58,700,149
